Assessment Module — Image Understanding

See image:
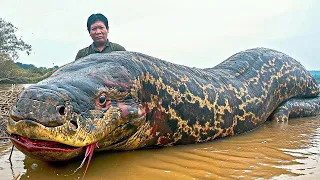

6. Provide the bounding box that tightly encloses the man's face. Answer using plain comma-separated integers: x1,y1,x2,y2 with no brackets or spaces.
90,20,108,45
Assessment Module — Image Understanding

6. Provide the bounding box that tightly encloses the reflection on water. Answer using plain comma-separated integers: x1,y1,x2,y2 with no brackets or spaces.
0,116,320,180
0,141,25,179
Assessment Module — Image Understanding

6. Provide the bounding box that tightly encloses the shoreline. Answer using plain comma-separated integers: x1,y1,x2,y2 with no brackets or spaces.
0,85,23,137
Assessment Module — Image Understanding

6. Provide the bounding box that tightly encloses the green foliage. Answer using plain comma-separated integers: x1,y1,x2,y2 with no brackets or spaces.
0,18,32,60
0,54,58,84
0,18,55,84
15,62,36,69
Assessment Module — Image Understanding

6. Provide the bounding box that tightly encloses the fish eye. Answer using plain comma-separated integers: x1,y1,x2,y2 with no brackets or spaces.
99,95,107,105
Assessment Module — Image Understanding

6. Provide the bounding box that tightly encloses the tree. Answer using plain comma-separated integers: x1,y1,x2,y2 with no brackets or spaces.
0,18,32,60
0,53,18,83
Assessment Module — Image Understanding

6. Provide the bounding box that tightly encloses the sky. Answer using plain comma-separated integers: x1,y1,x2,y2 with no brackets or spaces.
1,0,319,70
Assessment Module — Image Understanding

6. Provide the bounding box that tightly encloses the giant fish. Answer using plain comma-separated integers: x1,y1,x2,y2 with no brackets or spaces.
7,48,320,174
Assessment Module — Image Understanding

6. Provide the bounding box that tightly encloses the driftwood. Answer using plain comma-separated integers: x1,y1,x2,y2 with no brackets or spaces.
0,85,22,137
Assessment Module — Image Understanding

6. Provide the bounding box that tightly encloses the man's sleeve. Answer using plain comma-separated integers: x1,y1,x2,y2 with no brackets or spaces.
118,44,126,51
75,49,84,61
113,43,126,51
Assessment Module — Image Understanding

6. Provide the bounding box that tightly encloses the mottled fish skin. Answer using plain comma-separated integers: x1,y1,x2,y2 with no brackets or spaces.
7,47,320,161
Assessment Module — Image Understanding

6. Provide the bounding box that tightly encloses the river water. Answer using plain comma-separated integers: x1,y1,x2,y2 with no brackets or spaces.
0,85,320,180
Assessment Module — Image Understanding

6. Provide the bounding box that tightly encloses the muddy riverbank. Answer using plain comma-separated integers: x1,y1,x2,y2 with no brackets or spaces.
0,85,23,137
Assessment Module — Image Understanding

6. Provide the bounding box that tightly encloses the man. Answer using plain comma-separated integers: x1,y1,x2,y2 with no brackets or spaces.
75,13,126,60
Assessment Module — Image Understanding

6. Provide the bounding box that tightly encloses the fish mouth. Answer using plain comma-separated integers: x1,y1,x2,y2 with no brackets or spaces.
8,114,146,161
10,134,83,152
10,134,84,161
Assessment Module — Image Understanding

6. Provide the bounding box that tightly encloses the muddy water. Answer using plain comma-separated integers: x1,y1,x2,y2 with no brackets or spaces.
0,116,319,180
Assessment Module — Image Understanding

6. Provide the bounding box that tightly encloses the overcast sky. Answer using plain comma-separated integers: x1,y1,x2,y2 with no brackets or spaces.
1,0,319,70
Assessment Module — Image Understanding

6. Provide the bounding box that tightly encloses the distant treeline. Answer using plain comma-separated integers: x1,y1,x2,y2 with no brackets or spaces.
309,71,320,84
0,58,59,84
15,62,59,70
15,62,59,76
